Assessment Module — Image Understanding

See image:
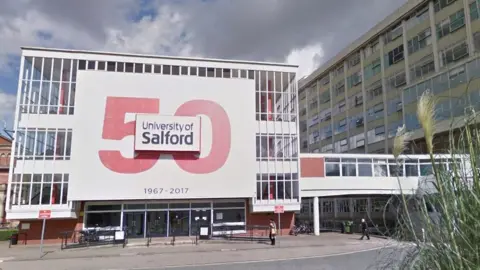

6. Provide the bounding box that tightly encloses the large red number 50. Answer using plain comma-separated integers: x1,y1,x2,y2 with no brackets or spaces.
98,97,231,175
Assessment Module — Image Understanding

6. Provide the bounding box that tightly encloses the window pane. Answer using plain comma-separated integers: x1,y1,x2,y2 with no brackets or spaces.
358,164,373,176
341,164,357,176
86,212,121,227
405,164,419,176
325,163,340,176
374,164,388,176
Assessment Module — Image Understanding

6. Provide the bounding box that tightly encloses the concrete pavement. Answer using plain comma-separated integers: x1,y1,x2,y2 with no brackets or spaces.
0,233,409,270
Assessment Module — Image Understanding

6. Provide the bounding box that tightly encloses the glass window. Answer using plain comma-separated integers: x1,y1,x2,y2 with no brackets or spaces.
86,212,121,228
341,163,356,176
358,164,373,176
374,164,388,176
213,208,245,223
325,163,340,176
405,164,419,176
389,164,404,176
420,164,433,176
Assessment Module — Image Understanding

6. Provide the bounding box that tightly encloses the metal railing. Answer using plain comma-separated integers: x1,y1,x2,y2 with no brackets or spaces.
211,225,270,242
60,227,127,250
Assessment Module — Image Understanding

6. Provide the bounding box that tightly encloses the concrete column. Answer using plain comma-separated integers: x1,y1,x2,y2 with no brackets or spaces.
463,0,475,56
334,198,338,219
429,1,441,71
313,196,320,236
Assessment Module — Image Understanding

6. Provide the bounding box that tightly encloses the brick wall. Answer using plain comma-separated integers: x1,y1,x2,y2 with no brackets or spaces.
246,206,295,236
18,218,82,244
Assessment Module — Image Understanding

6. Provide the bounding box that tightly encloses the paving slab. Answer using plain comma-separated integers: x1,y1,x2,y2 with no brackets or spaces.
0,233,395,263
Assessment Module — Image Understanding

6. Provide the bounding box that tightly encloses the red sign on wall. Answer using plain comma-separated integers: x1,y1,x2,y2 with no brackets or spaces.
38,210,51,219
274,205,284,214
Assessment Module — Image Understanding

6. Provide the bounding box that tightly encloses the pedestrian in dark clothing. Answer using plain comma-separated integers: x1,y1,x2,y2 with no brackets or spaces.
269,219,277,246
360,218,370,240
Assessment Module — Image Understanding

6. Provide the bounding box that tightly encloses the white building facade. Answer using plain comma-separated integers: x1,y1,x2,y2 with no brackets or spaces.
6,47,300,241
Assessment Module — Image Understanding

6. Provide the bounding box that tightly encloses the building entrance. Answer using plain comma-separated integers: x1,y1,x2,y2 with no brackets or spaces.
146,211,168,237
83,200,246,238
123,212,145,238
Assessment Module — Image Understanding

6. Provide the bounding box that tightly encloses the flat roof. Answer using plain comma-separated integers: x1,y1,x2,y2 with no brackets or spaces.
21,46,299,69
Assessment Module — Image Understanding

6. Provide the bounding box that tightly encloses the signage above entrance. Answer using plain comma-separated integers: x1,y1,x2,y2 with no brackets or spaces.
274,205,284,214
135,115,201,152
38,210,51,219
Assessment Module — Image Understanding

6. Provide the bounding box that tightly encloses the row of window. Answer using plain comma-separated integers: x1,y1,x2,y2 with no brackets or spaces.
23,57,297,116
303,56,480,150
10,173,69,206
300,0,465,98
323,157,459,177
255,181,299,200
15,128,72,160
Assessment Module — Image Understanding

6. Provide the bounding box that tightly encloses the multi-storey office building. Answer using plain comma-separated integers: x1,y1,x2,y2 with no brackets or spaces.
299,0,480,155
6,47,300,242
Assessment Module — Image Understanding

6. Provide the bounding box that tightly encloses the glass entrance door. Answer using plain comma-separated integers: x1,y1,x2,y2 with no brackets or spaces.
169,210,190,236
191,209,211,235
146,211,168,237
124,212,145,238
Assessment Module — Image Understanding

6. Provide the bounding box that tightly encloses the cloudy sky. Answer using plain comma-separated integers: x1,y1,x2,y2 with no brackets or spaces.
0,0,406,133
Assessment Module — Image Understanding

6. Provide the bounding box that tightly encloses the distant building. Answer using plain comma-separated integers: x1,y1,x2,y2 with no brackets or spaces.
0,134,12,222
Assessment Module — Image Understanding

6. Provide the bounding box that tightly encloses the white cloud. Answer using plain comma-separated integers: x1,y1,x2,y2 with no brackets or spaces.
0,91,16,129
285,43,324,79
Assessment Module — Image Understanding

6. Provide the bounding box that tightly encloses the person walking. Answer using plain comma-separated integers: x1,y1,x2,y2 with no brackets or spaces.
360,218,370,240
269,219,277,245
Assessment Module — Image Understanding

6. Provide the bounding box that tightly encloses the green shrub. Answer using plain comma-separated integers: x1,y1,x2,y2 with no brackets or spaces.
0,230,19,241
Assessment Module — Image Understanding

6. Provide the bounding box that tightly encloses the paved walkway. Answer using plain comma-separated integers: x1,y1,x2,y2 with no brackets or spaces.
0,233,394,262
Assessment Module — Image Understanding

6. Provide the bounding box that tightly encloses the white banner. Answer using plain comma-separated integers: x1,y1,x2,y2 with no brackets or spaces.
69,71,256,200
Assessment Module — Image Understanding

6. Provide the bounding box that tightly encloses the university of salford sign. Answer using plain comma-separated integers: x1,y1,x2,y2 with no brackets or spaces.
135,114,201,152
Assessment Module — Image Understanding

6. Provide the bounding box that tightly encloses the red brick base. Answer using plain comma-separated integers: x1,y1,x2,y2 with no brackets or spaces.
246,209,295,236
17,218,82,245
14,200,296,244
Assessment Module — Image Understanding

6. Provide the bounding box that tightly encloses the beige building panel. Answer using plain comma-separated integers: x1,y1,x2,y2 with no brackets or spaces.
368,141,386,153
333,112,347,123
334,132,348,141
319,101,331,111
367,118,385,130
408,45,434,63
350,127,364,137
364,50,382,65
468,77,480,91
437,28,467,50
346,83,362,95
384,36,404,53
384,62,407,79
434,1,464,24
404,103,417,114
406,20,431,40
333,93,345,104
348,105,363,116
364,72,383,86
320,139,333,147
365,96,384,108
471,19,480,33
449,82,469,98
309,107,319,117
387,113,403,123
318,120,331,129
346,64,362,77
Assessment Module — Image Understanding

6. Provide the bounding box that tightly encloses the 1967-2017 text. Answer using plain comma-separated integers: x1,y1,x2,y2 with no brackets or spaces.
144,188,189,195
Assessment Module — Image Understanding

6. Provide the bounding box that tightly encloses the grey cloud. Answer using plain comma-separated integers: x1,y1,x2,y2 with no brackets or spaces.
0,0,407,64
0,0,137,44
173,0,407,63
